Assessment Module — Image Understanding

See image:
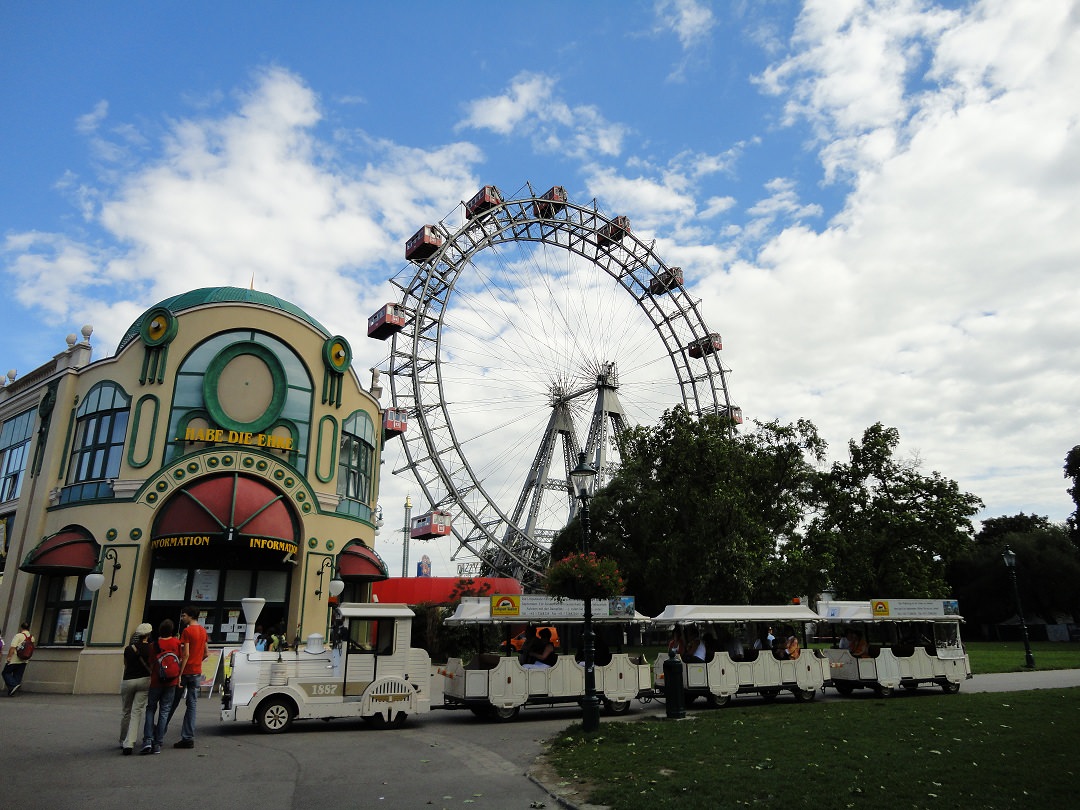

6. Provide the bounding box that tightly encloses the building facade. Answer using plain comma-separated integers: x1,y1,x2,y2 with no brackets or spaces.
0,287,389,693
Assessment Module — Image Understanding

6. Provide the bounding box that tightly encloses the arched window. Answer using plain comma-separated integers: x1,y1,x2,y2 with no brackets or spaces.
63,382,130,503
337,411,375,519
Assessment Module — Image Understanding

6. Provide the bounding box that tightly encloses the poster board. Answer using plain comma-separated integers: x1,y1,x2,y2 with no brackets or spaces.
199,649,225,696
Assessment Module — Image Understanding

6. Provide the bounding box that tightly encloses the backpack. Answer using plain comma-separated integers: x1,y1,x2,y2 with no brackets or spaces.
155,643,180,680
16,633,34,661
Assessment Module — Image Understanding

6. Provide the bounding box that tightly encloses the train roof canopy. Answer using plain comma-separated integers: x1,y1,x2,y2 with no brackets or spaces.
651,604,822,626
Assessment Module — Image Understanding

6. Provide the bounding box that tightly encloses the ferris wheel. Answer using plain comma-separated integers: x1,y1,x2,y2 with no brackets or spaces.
369,183,739,587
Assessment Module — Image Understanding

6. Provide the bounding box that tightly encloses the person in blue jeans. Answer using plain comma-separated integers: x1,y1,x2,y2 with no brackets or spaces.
142,618,181,754
173,606,208,749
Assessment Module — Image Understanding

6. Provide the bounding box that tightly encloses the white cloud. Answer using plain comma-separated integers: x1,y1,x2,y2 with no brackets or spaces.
702,0,1080,523
457,72,627,159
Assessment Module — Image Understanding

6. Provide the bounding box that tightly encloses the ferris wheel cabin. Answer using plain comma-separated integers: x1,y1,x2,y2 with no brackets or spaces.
405,225,443,262
597,215,631,249
411,510,453,539
649,266,683,294
534,185,568,218
383,407,408,438
726,406,744,425
465,185,504,220
688,333,723,358
367,303,408,340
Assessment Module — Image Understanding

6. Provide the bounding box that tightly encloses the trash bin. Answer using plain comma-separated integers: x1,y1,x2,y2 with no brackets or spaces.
663,650,685,719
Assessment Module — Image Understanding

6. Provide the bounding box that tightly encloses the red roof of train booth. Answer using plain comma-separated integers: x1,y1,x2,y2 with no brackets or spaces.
405,225,443,262
465,185,504,220
371,576,522,606
367,304,407,340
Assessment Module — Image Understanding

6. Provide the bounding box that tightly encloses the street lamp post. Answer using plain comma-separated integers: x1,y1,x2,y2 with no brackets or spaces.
570,451,601,733
1002,546,1035,669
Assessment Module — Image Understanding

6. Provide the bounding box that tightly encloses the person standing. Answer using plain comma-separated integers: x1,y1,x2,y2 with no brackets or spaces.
3,621,33,696
173,606,208,749
141,618,181,754
119,623,152,755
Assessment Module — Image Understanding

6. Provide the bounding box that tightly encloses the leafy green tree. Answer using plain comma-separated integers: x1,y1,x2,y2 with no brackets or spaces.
805,423,983,600
1064,446,1080,546
550,408,826,614
949,515,1080,628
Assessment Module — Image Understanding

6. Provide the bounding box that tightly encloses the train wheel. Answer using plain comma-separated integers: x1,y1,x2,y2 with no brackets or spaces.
256,698,294,734
901,682,919,691
874,685,895,698
490,705,520,722
604,699,632,715
793,688,817,702
834,682,855,696
760,688,780,702
940,681,961,694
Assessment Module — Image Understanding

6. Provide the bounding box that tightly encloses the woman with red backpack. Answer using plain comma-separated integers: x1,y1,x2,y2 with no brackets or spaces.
140,618,181,754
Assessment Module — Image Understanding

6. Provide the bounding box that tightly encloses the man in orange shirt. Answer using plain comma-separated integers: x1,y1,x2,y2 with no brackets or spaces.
173,606,208,749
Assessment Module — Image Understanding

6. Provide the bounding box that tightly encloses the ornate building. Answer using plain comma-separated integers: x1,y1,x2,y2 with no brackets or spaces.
0,287,388,693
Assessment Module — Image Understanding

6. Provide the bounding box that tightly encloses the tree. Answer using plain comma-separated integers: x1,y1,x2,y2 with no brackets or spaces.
1064,446,1080,547
805,423,983,600
949,514,1080,629
550,408,825,614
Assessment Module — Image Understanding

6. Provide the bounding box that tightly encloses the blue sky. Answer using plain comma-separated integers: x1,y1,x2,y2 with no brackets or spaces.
3,1,1078,577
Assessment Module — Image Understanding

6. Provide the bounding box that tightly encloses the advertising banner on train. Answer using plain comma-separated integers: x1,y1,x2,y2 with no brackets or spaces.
490,594,635,619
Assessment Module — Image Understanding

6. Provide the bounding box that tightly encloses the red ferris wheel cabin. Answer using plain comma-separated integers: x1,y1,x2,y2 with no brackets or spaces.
411,509,453,539
405,225,443,262
383,407,408,437
688,333,723,358
465,185,504,220
597,215,631,249
367,303,407,340
533,185,568,218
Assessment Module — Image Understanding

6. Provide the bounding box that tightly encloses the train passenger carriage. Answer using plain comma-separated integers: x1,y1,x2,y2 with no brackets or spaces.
651,604,827,706
441,595,651,720
534,185,568,218
405,225,443,262
688,333,723,358
367,303,408,340
597,215,631,249
816,599,971,696
221,598,432,733
465,185,504,220
411,509,452,539
649,266,683,294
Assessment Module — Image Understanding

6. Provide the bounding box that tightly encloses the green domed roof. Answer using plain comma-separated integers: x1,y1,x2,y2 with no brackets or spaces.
117,287,331,352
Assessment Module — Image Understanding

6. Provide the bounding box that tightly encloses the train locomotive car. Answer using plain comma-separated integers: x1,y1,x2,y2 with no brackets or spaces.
221,599,432,733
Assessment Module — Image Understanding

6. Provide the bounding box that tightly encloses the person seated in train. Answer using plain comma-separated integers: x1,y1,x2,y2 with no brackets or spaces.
753,626,776,650
667,627,685,657
837,626,852,649
523,627,558,669
723,630,746,661
848,629,869,658
682,627,708,663
517,626,539,665
575,630,612,667
771,635,789,660
783,625,801,660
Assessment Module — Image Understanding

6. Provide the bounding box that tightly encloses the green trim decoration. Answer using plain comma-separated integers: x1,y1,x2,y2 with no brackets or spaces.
315,414,339,483
308,537,318,549
130,528,143,540
202,341,287,433
128,394,160,469
321,336,352,408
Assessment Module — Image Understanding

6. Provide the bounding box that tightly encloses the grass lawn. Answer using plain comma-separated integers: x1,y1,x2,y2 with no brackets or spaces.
963,641,1079,673
546,686,1080,808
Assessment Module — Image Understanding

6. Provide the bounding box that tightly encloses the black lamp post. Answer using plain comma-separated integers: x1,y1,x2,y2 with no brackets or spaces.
1002,546,1035,669
570,451,601,733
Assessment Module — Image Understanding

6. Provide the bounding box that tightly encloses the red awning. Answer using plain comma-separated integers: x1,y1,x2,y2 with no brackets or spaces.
20,528,100,576
372,576,523,605
152,474,299,554
337,541,389,582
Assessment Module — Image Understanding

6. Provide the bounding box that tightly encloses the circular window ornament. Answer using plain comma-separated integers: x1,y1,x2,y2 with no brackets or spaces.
203,342,287,434
141,307,178,347
323,336,352,374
